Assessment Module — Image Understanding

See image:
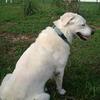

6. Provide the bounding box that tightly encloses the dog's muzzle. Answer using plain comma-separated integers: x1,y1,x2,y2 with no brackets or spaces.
76,27,95,41
76,32,88,40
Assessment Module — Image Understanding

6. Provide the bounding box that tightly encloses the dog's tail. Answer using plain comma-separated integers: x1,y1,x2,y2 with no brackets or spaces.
33,93,50,100
0,74,12,100
0,86,1,94
0,86,2,100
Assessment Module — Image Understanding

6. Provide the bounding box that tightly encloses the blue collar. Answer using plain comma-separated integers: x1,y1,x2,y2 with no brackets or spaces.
53,25,70,46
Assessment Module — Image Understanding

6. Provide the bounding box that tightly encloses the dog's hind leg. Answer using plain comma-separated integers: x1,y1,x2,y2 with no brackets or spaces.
0,74,12,93
33,93,50,100
0,74,12,99
1,74,12,86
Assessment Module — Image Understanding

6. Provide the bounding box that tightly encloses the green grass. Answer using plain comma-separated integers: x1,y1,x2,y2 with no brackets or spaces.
0,1,100,100
0,2,99,34
0,2,64,34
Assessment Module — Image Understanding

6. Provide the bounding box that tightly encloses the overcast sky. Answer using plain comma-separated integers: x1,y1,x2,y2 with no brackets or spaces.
81,0,100,2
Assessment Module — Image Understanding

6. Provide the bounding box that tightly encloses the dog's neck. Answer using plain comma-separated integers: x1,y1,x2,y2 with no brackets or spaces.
53,25,73,45
53,25,70,46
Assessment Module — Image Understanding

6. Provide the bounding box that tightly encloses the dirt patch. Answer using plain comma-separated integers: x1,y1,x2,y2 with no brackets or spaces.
91,25,100,30
95,26,100,30
0,33,36,43
11,35,35,42
0,25,99,43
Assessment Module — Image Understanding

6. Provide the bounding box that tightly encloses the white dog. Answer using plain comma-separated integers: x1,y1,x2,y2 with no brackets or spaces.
0,12,94,100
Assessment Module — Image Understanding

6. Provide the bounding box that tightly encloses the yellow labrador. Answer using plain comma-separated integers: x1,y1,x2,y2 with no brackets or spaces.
0,12,94,100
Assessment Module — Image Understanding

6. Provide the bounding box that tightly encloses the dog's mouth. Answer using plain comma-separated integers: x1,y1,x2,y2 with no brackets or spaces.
76,32,90,41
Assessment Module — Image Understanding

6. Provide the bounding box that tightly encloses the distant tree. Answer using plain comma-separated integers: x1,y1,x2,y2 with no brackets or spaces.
64,0,80,13
53,0,65,8
24,0,38,16
6,0,13,3
96,0,100,10
96,0,99,2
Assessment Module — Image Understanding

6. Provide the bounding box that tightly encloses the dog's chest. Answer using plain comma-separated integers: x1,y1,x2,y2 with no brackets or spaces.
53,44,70,65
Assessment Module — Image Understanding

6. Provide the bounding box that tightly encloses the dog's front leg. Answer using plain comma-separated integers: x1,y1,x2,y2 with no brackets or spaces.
54,68,66,95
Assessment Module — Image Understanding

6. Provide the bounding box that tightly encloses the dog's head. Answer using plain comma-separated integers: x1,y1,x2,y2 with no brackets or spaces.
54,12,95,40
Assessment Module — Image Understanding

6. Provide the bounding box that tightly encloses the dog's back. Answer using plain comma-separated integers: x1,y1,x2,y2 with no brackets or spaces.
0,26,70,100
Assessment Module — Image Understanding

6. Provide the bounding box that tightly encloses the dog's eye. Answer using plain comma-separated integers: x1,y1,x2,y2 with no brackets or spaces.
82,24,85,26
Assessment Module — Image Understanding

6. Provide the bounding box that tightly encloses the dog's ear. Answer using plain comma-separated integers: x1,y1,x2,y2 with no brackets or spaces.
53,19,63,29
60,13,76,26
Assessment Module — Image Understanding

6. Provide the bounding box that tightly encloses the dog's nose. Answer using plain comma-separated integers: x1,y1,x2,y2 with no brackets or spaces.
91,27,95,35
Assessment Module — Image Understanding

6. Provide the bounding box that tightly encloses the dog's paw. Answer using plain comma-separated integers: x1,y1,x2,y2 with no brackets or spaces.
58,89,66,95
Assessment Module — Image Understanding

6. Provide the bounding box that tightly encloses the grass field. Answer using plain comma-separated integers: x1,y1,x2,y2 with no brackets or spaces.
0,1,100,100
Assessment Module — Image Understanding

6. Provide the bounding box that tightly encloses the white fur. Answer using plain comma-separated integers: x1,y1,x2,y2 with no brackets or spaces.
0,12,92,100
